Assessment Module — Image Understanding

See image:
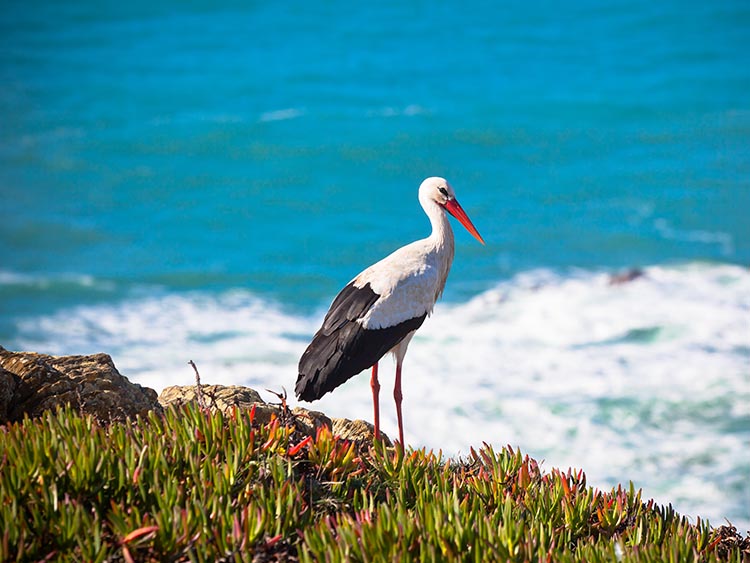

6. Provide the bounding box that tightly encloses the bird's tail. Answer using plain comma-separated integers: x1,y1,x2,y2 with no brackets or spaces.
295,321,370,402
296,314,427,402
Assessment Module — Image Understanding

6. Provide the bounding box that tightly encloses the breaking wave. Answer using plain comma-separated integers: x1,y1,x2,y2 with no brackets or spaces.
6,262,750,529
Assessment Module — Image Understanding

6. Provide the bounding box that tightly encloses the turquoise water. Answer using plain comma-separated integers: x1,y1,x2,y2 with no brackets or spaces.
1,1,749,529
2,1,748,313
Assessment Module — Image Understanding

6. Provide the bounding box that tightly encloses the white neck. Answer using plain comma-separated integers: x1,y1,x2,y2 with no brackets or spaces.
424,199,453,247
421,197,455,298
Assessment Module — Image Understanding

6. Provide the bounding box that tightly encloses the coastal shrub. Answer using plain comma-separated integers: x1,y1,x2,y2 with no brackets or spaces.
0,405,746,562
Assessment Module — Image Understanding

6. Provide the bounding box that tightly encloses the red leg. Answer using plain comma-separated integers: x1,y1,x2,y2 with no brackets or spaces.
370,362,380,440
394,360,404,446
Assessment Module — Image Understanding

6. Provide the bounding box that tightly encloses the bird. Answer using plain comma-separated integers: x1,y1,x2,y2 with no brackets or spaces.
295,177,485,445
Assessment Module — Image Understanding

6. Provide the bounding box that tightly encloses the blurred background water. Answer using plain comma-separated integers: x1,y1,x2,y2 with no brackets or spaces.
1,0,748,530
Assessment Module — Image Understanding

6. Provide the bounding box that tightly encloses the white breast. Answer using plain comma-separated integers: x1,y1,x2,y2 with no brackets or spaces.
353,240,451,330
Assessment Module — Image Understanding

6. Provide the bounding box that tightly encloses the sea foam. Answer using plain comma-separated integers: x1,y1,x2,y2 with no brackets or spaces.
8,262,750,530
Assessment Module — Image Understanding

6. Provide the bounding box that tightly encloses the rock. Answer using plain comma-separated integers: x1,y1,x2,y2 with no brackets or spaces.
158,384,334,436
332,417,392,446
248,403,285,426
0,346,392,447
157,384,385,443
292,407,332,435
0,366,19,421
158,384,263,413
609,268,645,285
0,346,161,423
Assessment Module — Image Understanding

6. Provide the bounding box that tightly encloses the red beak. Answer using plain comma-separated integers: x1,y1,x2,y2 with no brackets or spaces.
444,198,485,245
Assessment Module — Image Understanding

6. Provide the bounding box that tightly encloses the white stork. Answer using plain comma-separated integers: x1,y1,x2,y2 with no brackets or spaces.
295,177,485,444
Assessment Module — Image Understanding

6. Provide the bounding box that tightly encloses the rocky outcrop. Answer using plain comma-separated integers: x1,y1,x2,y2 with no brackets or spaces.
159,384,265,412
0,346,161,423
158,384,390,444
292,406,333,436
609,268,645,285
0,346,390,444
159,383,310,429
0,365,18,421
332,417,388,444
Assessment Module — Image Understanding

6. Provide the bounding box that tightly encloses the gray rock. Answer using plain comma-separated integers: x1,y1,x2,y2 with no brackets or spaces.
158,384,263,413
609,268,645,285
0,345,391,446
0,345,161,423
292,406,333,435
158,384,336,437
0,365,19,421
332,417,392,445
157,383,384,443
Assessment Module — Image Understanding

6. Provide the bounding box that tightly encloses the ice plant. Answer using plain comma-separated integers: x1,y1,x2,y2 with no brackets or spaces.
0,404,746,562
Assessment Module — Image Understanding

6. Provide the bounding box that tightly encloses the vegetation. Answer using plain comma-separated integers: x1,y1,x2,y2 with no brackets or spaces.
1,405,747,562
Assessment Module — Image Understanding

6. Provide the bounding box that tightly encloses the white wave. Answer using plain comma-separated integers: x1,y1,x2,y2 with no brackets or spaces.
654,218,735,256
14,289,314,390
367,104,430,118
8,263,750,530
149,112,246,126
258,108,305,122
0,270,115,291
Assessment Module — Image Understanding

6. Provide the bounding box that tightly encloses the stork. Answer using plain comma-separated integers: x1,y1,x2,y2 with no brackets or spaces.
295,177,485,445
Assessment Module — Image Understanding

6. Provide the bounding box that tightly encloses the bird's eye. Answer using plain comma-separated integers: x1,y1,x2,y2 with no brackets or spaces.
438,187,449,197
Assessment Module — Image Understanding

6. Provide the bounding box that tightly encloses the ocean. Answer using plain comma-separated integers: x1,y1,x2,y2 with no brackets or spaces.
1,0,748,531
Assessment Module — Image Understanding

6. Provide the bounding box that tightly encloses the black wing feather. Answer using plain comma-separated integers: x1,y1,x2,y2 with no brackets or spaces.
296,281,426,401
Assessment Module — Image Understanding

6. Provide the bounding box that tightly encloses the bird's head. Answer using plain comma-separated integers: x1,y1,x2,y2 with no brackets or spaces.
419,177,485,245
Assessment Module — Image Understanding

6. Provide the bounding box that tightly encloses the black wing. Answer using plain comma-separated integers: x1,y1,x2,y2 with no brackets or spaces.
296,281,426,401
